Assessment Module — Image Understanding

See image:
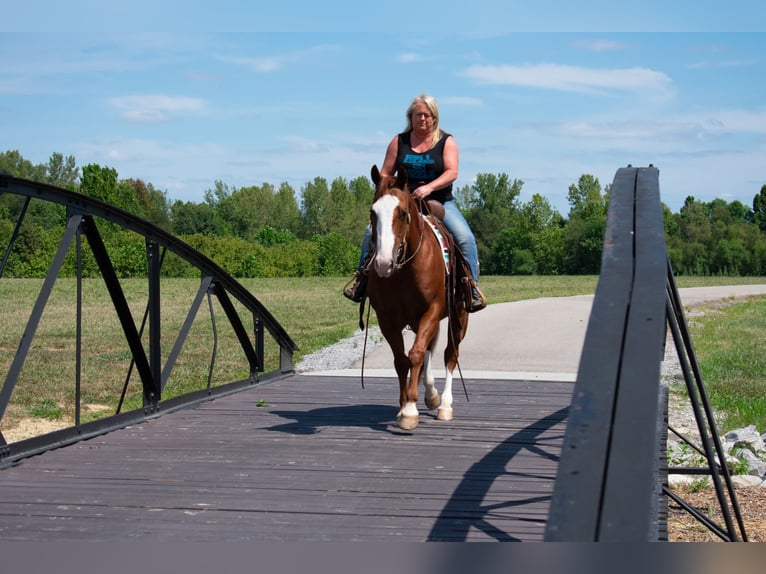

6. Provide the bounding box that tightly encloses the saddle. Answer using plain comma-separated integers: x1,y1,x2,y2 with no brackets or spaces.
419,200,474,312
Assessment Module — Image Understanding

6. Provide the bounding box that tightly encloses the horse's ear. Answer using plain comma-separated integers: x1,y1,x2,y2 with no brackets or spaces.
395,168,408,190
371,165,381,185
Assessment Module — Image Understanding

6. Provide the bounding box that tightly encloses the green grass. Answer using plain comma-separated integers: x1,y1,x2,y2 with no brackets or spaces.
1,274,765,439
685,297,766,432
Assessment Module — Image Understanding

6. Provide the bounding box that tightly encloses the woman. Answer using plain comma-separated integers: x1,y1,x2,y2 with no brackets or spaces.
344,93,486,312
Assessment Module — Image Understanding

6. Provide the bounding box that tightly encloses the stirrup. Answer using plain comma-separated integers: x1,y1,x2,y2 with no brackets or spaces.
467,284,487,313
342,272,366,303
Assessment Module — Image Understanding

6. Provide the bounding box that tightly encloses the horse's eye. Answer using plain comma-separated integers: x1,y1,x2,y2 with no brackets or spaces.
398,209,408,222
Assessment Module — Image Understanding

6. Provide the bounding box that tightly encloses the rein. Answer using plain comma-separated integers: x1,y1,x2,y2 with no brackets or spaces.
393,199,424,270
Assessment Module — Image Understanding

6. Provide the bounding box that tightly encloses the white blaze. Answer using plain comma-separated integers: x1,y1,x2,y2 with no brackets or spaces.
371,195,399,276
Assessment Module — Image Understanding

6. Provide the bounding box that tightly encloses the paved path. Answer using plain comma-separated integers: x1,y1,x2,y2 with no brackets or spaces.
314,284,766,382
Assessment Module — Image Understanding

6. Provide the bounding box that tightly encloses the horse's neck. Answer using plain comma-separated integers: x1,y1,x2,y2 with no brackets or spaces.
405,197,423,244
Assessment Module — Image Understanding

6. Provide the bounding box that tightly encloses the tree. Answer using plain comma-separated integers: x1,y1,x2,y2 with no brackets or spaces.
326,177,359,238
464,173,523,268
520,194,565,275
300,177,330,239
0,150,46,181
563,175,608,274
678,196,712,245
45,153,79,189
271,182,302,237
170,200,220,236
753,185,766,233
346,176,375,246
80,164,119,206
122,178,171,230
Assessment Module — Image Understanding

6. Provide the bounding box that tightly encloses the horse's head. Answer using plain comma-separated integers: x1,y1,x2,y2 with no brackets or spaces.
369,165,413,278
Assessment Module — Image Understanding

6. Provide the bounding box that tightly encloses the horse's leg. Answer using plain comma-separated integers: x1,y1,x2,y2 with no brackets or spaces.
439,310,469,422
391,334,411,419
377,320,410,419
424,325,440,411
401,309,441,430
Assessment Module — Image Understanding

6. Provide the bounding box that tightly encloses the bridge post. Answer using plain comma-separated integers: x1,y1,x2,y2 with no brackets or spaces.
545,166,668,541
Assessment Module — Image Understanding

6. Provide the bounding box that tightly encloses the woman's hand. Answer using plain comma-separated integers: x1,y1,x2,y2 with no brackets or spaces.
412,186,431,200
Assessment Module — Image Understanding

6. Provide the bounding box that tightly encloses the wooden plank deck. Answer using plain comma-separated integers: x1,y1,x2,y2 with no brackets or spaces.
0,374,572,542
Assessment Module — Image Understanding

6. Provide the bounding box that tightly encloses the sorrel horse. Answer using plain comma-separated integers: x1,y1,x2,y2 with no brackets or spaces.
366,165,469,430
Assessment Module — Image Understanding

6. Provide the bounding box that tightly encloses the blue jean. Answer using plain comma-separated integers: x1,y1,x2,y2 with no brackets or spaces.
358,199,480,283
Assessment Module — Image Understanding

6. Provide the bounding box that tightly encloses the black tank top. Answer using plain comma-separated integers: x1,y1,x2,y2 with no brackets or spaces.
396,131,454,204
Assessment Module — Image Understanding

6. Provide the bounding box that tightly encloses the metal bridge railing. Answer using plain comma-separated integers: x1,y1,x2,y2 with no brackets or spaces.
0,173,298,467
544,165,746,541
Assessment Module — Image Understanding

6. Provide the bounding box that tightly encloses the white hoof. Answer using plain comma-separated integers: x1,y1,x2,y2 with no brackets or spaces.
425,392,441,410
437,407,453,421
398,415,419,430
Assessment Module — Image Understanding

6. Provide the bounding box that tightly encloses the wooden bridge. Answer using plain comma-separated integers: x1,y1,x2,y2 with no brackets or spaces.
0,374,570,541
0,167,747,541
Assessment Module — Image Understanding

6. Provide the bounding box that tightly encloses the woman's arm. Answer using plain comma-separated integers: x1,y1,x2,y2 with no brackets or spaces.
380,135,399,177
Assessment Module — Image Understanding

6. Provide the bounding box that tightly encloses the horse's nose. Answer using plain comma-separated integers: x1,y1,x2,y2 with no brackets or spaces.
373,255,394,278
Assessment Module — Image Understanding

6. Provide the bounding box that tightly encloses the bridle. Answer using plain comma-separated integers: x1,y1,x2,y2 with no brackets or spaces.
392,192,426,270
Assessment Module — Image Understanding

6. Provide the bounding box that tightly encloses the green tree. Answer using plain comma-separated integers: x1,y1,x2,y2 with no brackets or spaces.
271,182,302,237
753,185,766,233
80,164,119,205
202,180,235,236
0,150,46,180
300,177,330,239
45,152,79,189
347,175,375,246
521,194,565,275
170,200,220,236
562,174,607,274
464,173,523,268
122,178,171,230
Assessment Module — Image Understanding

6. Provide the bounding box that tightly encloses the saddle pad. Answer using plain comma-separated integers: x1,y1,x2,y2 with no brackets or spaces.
422,215,451,274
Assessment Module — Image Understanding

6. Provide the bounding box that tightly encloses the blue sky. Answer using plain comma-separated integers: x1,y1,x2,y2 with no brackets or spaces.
2,3,765,215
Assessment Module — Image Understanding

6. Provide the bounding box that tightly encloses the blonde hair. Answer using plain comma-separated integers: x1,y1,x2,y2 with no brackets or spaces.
405,93,443,148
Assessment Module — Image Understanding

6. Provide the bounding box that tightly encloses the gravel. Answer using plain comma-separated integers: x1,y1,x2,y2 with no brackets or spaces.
295,327,385,373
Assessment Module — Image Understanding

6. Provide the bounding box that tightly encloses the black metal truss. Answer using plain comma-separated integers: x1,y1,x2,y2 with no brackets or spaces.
0,172,298,466
665,259,747,541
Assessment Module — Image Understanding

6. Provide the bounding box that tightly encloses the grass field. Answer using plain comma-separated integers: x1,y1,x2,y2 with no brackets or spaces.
1,274,765,440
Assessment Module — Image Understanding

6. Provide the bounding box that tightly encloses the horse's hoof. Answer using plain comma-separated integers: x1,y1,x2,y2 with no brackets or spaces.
437,407,453,421
425,393,441,410
398,415,419,430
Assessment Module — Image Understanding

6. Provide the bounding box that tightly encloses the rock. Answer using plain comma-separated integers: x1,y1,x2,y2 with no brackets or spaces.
668,474,710,488
725,425,766,453
731,475,764,488
735,449,766,477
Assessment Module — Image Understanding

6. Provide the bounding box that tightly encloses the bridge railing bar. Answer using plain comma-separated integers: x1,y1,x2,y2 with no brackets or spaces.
0,173,298,467
664,260,747,541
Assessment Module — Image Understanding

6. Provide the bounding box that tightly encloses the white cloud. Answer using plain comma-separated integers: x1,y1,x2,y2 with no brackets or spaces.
398,52,428,63
110,94,205,124
462,63,672,95
687,59,755,70
222,45,340,73
574,39,627,52
227,55,283,72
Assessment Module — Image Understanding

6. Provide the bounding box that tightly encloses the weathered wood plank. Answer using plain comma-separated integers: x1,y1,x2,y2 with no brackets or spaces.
0,374,571,541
